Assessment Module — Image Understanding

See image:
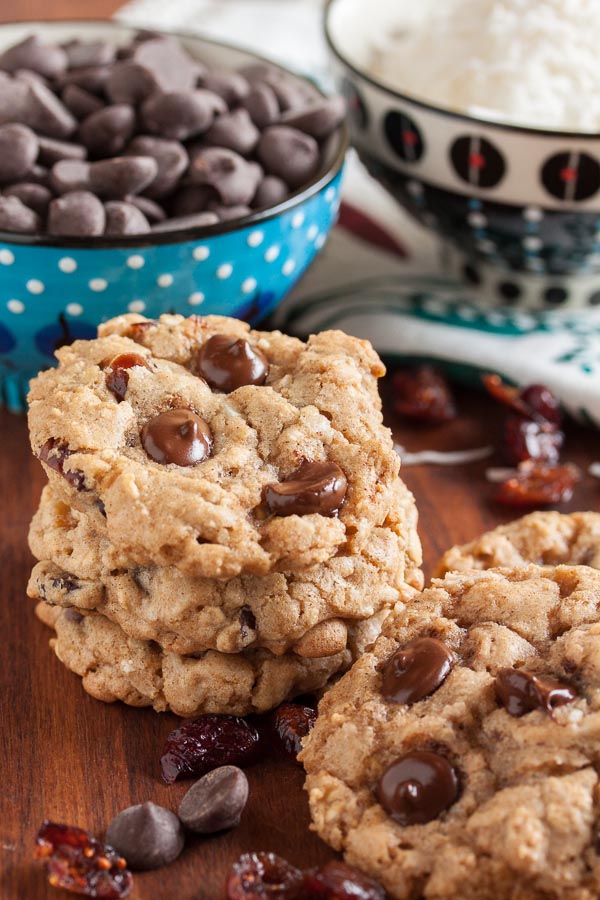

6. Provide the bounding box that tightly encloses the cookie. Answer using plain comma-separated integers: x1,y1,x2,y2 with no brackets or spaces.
35,602,392,717
28,481,422,656
28,314,402,580
435,511,600,577
301,565,600,900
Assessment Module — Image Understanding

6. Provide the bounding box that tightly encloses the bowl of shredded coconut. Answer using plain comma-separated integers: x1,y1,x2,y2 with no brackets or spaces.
325,0,600,309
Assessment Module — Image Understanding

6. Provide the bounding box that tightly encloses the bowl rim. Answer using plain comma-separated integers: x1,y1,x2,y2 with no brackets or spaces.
324,0,600,140
0,18,349,250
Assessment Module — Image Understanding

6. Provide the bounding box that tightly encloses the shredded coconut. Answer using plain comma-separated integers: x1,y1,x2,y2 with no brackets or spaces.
369,0,600,130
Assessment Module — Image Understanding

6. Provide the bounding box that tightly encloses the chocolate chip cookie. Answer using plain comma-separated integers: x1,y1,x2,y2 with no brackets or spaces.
28,479,422,656
435,511,600,577
35,602,392,717
28,314,402,580
301,565,600,900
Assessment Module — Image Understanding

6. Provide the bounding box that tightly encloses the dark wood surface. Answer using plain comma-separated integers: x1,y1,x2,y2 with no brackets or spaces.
2,3,600,898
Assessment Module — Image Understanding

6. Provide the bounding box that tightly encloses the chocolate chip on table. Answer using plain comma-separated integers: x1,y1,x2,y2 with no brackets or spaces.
79,104,136,157
160,714,263,784
377,751,460,826
0,123,38,183
495,667,577,717
104,201,150,236
0,35,67,79
141,408,213,466
264,460,348,517
48,190,106,237
0,195,40,233
381,637,453,706
257,125,320,189
140,90,226,141
195,335,269,392
106,802,184,871
188,147,262,206
126,135,188,198
178,766,249,834
4,182,52,216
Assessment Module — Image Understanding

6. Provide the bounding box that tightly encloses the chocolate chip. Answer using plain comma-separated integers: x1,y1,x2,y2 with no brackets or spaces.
252,175,288,209
151,211,219,232
0,35,67,79
64,39,116,70
382,638,453,706
265,461,347,517
105,201,150,235
140,90,225,141
209,203,251,222
126,135,188,198
257,125,320,189
169,184,215,217
132,36,201,94
127,194,166,223
4,182,52,216
37,136,87,166
188,147,262,206
89,156,158,198
141,408,213,466
204,107,260,157
24,79,77,139
195,334,269,392
59,64,111,96
281,96,346,140
61,84,105,120
48,190,105,236
241,82,280,128
200,70,250,106
178,766,249,834
50,159,91,194
105,352,150,400
105,61,157,106
106,802,184,871
0,123,38,183
38,438,87,490
79,104,136,157
0,194,40,233
376,751,460,826
495,668,577,717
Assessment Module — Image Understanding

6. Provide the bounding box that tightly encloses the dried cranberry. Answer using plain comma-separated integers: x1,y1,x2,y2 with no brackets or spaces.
35,821,132,898
269,702,317,762
495,461,580,507
226,852,304,900
483,374,562,426
160,714,264,784
38,438,87,491
391,366,457,424
302,861,386,900
503,415,564,465
105,353,150,401
520,384,562,427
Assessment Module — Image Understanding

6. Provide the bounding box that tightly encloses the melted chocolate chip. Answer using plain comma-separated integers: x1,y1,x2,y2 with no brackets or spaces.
264,461,347,517
382,637,453,706
377,751,460,826
38,438,87,491
495,667,577,717
141,409,213,466
105,352,150,401
195,334,269,392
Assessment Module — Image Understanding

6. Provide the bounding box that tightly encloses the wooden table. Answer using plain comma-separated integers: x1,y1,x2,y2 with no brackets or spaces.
1,3,600,898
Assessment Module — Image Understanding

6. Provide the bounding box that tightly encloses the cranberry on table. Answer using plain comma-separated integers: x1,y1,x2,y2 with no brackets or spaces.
483,374,562,426
227,852,304,900
494,461,580,506
392,366,457,424
160,714,264,784
302,861,386,900
503,415,564,465
34,821,132,898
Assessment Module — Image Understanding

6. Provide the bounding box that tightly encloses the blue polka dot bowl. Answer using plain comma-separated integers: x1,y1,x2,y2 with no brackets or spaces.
326,0,600,313
0,20,347,413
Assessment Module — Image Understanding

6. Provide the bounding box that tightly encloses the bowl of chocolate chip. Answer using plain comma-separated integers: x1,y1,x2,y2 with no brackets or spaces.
0,20,348,411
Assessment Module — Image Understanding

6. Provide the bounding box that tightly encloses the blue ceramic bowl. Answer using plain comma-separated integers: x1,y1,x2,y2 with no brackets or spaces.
0,20,347,412
325,0,600,312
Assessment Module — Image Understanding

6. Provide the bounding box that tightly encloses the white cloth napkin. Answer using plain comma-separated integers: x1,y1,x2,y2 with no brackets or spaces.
117,0,600,427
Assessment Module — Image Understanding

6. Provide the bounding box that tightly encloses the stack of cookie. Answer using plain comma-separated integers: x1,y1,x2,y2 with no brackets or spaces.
27,313,422,717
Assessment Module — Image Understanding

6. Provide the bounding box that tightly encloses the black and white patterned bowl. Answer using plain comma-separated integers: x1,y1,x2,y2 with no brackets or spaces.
325,0,600,310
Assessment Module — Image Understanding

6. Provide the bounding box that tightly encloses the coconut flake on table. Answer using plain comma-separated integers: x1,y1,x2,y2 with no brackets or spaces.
394,445,494,466
368,0,600,131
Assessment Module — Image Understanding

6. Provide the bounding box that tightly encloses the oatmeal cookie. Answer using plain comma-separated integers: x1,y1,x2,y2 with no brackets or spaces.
35,603,393,717
28,314,401,579
28,480,422,655
301,565,600,900
435,511,600,577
